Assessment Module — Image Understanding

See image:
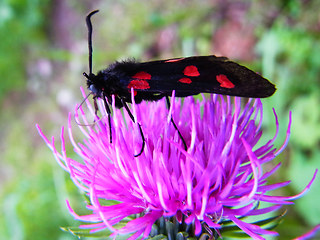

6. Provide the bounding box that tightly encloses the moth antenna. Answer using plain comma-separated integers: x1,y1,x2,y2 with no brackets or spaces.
77,92,93,112
73,114,105,127
85,10,99,76
74,93,107,127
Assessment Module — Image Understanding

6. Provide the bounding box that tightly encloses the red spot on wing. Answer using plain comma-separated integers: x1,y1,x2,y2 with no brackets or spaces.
127,80,150,90
165,58,184,63
178,77,192,84
216,74,235,88
129,71,151,90
184,65,200,77
132,71,151,80
127,89,138,96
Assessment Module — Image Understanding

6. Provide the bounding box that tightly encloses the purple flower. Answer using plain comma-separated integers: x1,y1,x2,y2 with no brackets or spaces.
37,88,317,240
294,224,320,240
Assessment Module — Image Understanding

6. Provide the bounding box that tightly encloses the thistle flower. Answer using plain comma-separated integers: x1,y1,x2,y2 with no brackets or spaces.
37,88,317,240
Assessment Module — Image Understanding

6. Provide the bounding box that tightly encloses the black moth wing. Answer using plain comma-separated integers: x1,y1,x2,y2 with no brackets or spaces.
103,55,276,103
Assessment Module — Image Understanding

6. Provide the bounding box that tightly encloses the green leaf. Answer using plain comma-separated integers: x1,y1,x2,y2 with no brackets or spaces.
221,212,285,237
61,226,111,238
61,226,133,239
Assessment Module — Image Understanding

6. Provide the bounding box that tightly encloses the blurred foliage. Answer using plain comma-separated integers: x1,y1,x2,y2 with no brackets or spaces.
0,0,319,239
0,0,50,100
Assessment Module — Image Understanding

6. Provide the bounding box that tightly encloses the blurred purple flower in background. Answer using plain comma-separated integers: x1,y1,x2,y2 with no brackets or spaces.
37,88,317,240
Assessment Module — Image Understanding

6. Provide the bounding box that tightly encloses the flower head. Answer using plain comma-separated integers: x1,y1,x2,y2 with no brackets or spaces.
37,88,317,240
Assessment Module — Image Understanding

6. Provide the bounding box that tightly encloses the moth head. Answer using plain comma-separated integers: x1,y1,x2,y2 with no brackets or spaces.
83,72,103,97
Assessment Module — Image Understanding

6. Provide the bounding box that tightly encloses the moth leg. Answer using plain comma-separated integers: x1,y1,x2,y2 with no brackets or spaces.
121,98,145,157
102,94,112,144
165,96,187,151
91,96,98,116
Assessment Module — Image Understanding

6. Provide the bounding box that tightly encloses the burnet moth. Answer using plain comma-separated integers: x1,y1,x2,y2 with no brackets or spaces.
82,10,276,157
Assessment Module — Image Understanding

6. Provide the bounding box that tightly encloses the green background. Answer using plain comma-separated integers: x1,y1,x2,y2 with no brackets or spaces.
0,0,319,239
